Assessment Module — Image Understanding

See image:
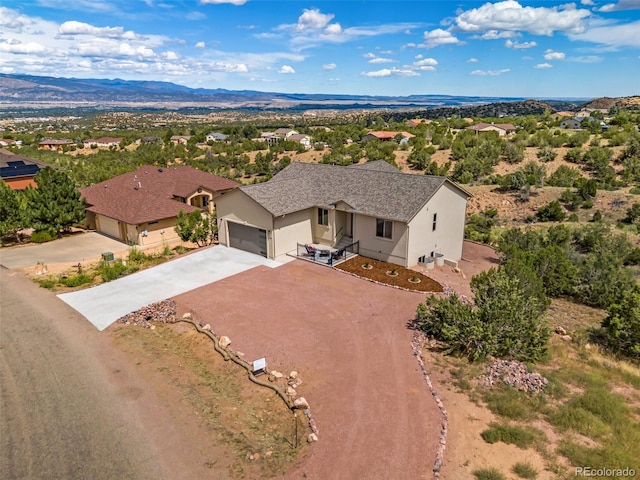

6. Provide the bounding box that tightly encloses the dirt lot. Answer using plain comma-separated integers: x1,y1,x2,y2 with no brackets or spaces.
173,260,441,480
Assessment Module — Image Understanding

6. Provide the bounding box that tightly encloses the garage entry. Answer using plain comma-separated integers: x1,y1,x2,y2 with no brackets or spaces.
98,215,122,241
228,222,267,257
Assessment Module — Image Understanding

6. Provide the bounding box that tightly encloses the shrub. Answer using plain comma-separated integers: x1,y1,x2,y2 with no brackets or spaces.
30,230,56,243
473,468,506,480
128,246,151,263
481,423,544,449
511,462,538,479
36,277,57,289
59,273,94,288
537,201,566,222
99,260,138,282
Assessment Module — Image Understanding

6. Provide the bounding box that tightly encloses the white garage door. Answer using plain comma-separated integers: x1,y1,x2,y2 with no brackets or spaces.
98,215,121,240
228,222,267,257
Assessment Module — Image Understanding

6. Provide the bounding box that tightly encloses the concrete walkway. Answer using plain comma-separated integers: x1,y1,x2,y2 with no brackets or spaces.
58,246,280,331
0,232,127,269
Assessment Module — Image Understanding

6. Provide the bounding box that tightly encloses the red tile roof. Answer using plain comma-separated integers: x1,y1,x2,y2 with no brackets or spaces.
82,165,238,225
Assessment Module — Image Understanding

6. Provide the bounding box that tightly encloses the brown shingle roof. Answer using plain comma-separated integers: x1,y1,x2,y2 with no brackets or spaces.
82,165,238,225
466,123,516,132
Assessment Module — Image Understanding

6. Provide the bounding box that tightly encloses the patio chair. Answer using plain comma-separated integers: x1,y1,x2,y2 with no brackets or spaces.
331,248,346,261
304,244,317,257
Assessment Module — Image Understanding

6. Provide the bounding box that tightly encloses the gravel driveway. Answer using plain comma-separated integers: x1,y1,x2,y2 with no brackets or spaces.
174,260,440,480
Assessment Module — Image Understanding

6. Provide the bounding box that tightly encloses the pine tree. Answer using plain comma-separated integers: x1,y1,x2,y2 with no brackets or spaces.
25,167,86,236
0,180,26,242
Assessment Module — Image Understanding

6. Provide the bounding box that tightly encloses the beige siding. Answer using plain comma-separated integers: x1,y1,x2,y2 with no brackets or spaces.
273,209,313,257
138,218,180,246
406,183,467,266
355,215,409,267
215,189,274,255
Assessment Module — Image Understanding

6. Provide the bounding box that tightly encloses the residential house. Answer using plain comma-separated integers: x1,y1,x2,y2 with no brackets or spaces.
170,135,192,145
137,136,163,145
38,138,74,151
287,133,312,150
560,117,606,130
274,128,298,139
362,131,416,145
84,137,122,148
258,132,281,146
206,132,229,142
82,165,238,246
215,161,470,267
0,149,50,190
465,123,516,136
405,119,430,127
560,118,583,130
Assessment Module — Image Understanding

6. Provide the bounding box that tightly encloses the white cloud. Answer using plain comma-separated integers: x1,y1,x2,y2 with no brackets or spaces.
58,21,143,40
279,65,295,74
455,0,591,36
467,57,479,62
476,30,518,40
325,23,342,35
505,39,537,49
413,58,438,68
0,7,36,33
362,68,392,77
162,51,179,60
567,55,603,63
534,62,553,68
544,49,566,60
361,67,419,77
598,0,640,11
195,41,206,48
322,63,336,70
470,68,511,76
569,20,640,47
581,0,595,5
363,52,376,59
369,57,394,64
296,9,334,31
0,40,48,54
421,28,462,48
199,0,247,5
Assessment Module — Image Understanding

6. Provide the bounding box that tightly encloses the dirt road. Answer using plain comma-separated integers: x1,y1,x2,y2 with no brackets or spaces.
0,268,219,480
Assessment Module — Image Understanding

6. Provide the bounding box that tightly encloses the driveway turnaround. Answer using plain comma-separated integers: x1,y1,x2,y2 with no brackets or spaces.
58,246,280,331
0,232,127,269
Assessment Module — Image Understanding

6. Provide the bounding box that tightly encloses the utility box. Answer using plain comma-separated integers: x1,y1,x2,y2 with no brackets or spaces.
101,252,115,262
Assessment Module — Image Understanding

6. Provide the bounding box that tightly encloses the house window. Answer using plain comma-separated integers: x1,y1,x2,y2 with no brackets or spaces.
432,213,437,232
376,218,392,239
317,208,329,226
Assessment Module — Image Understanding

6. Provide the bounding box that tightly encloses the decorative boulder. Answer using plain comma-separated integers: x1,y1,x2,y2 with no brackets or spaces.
219,336,231,347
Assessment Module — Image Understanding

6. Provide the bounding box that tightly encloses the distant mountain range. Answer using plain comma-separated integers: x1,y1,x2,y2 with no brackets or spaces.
0,73,590,112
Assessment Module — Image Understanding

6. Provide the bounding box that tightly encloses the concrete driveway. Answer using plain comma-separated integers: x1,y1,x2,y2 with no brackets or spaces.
58,246,280,331
0,232,127,269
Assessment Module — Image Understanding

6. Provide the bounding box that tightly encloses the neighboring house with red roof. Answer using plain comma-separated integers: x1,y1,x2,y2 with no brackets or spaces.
81,165,238,246
362,131,415,145
405,119,430,127
0,149,51,190
465,123,516,136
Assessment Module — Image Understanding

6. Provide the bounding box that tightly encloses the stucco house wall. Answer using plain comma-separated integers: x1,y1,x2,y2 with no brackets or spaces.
273,209,313,258
406,182,468,266
355,215,409,266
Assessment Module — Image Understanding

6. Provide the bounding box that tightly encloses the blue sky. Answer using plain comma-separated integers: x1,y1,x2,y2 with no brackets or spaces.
1,0,639,98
